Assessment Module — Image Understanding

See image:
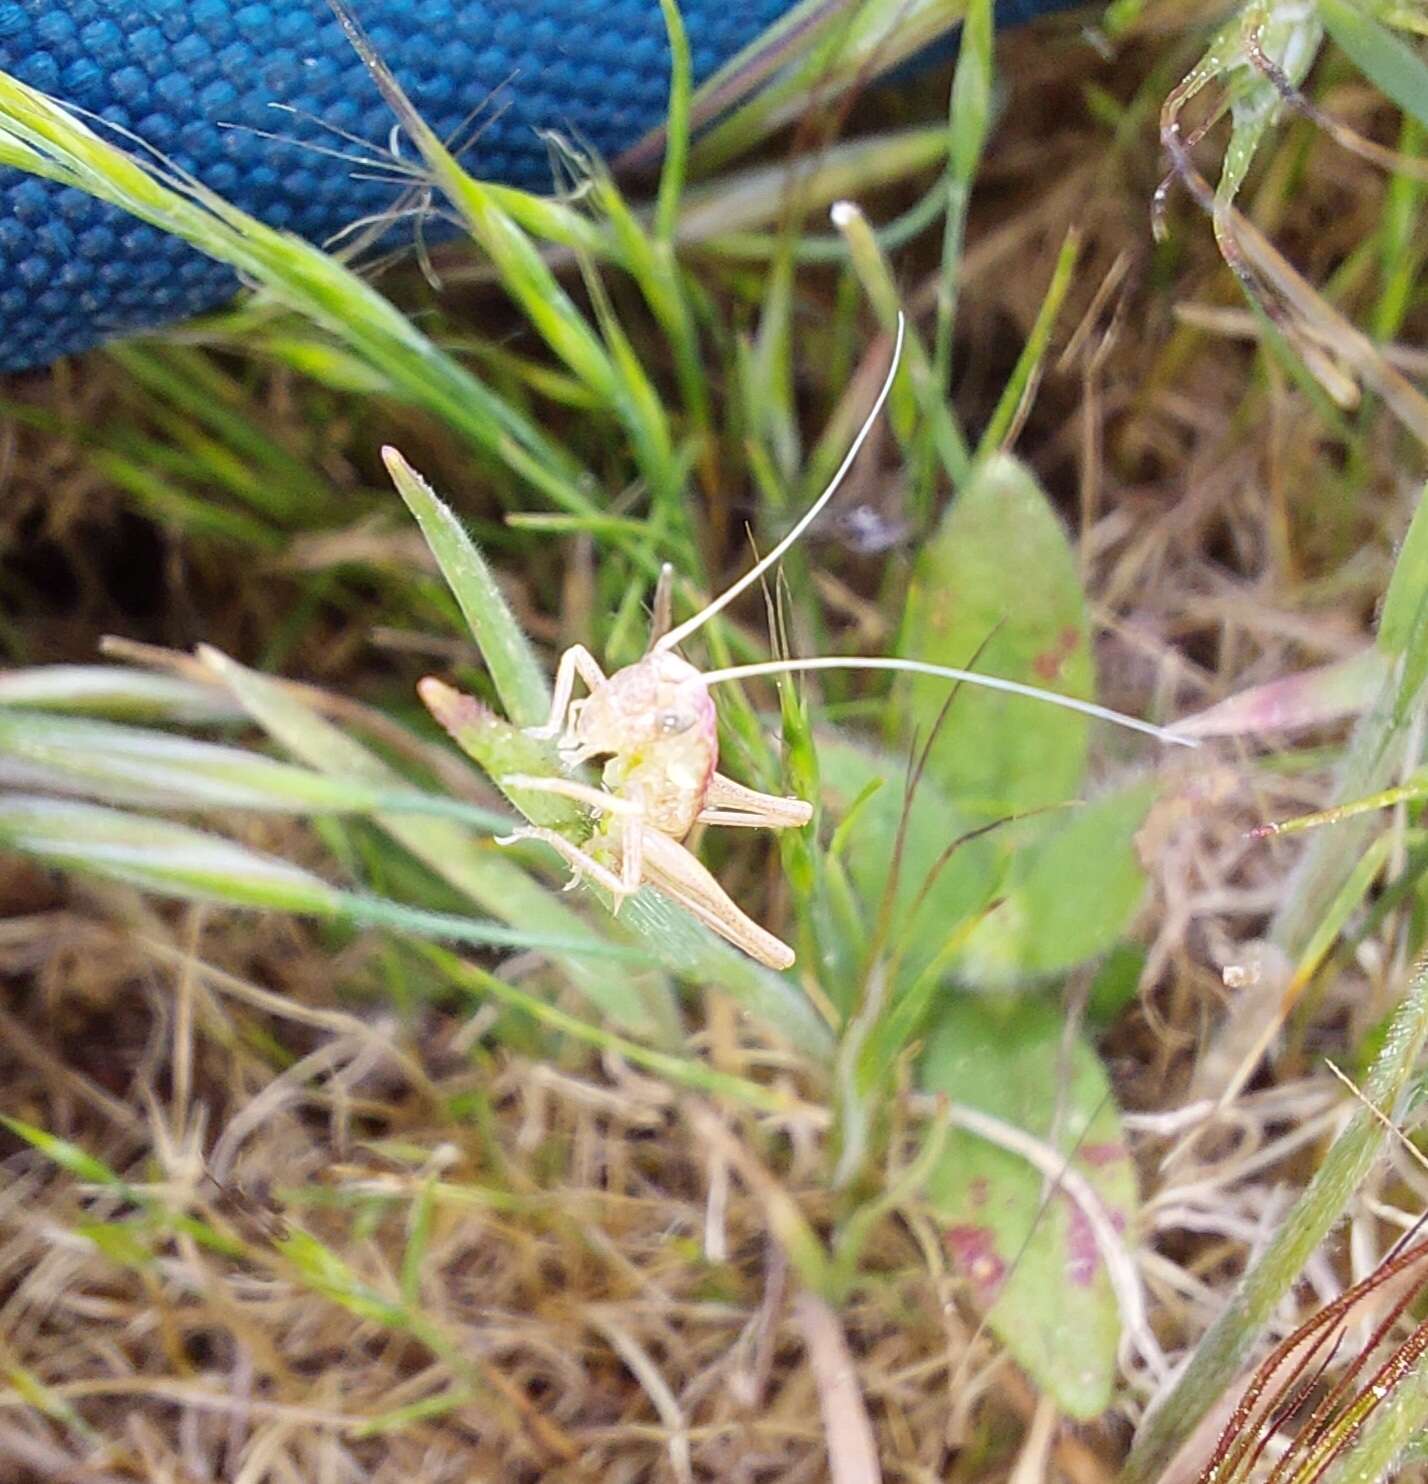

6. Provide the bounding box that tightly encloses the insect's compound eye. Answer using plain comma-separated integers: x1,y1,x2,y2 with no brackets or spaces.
657,710,692,736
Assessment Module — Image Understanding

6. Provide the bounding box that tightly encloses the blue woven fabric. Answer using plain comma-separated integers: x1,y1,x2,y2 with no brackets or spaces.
0,1,1067,370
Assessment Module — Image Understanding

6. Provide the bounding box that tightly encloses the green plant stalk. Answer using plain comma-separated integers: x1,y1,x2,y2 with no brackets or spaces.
1119,950,1428,1484
832,200,971,486
653,0,693,247
1269,490,1428,960
974,227,1079,460
588,165,712,446
1372,114,1426,343
778,673,858,1011
827,1104,951,1297
921,0,992,516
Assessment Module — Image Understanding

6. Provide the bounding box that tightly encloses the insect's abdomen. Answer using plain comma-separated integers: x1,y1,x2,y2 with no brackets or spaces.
607,721,717,839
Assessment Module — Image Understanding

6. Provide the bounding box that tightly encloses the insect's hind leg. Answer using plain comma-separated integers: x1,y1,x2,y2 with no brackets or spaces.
500,774,641,818
640,830,796,971
698,773,813,830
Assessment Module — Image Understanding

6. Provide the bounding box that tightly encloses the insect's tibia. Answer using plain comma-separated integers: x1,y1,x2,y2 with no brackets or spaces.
653,313,907,655
698,656,1198,749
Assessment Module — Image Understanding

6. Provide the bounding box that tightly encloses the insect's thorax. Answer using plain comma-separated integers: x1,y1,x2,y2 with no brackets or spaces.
603,732,715,837
578,651,718,838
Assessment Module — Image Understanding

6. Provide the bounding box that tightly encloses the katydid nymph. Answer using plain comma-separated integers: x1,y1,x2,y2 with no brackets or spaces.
423,315,1195,970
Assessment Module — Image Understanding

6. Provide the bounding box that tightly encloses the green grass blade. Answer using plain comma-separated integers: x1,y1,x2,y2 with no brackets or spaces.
383,447,551,729
831,200,970,486
328,6,680,507
0,705,508,829
0,792,629,959
1320,0,1428,133
921,0,992,512
1323,1350,1428,1484
0,793,341,913
425,944,806,1114
654,0,694,246
0,1116,129,1188
0,666,242,723
974,228,1080,461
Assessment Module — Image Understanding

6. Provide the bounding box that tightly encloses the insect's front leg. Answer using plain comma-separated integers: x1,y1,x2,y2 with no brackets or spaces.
526,644,608,742
698,772,814,831
640,830,797,971
497,825,632,901
499,774,645,909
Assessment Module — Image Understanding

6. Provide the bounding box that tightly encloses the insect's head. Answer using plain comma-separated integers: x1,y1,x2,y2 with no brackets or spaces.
573,651,714,760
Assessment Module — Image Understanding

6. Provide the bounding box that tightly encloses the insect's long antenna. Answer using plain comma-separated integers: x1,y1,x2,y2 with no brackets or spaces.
699,656,1198,748
654,314,907,655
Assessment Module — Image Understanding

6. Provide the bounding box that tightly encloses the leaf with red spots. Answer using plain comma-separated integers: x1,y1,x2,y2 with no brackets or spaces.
894,453,1092,814
921,997,1136,1419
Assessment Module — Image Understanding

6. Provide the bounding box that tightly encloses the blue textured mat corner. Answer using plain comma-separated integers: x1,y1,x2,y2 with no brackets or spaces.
0,1,1068,370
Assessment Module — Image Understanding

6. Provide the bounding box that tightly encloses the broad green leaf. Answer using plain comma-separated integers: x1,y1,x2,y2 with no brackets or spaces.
895,454,1092,813
920,997,1136,1420
955,779,1155,988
